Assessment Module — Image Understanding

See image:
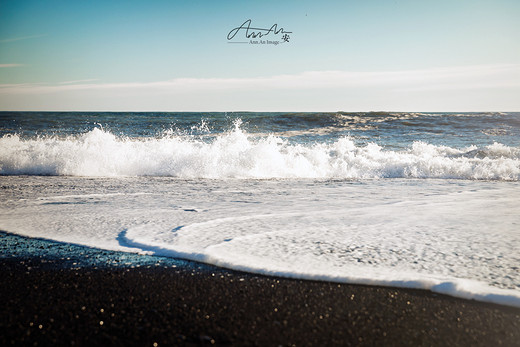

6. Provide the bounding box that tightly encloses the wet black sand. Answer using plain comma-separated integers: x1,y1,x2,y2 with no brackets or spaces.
1,233,520,346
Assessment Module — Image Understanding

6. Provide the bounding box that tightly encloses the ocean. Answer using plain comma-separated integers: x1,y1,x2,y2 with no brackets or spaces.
0,111,519,307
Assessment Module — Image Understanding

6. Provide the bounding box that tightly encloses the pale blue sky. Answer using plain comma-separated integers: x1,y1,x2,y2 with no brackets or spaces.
1,0,519,111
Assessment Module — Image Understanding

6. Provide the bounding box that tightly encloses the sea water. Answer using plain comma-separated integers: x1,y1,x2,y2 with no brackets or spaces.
0,112,519,307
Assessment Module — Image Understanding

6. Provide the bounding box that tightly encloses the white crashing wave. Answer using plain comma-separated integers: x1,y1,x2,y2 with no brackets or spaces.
0,122,519,180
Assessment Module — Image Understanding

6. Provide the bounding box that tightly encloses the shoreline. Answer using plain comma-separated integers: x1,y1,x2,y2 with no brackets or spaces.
1,233,520,345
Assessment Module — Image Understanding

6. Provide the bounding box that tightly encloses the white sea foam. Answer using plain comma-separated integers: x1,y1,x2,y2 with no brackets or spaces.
0,124,519,180
0,176,519,308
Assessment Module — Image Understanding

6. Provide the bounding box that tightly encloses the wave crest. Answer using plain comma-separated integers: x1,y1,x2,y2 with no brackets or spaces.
1,124,519,180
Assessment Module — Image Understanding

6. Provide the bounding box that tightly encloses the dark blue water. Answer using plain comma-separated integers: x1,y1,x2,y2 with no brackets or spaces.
0,231,190,269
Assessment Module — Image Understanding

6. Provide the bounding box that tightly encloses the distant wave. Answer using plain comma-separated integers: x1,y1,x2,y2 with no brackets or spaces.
1,122,519,180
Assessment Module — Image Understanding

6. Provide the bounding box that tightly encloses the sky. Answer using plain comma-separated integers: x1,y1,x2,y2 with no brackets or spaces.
0,0,519,111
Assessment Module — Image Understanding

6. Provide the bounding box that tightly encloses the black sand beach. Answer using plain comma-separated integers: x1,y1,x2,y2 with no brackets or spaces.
1,234,519,346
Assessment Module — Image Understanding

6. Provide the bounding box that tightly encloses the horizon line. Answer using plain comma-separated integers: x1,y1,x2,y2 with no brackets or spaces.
1,110,517,113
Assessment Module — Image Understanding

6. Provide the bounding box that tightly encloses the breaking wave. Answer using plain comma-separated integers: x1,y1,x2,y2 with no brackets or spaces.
1,122,519,180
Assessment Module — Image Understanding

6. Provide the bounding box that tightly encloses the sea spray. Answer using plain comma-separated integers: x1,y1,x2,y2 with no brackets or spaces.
1,122,519,179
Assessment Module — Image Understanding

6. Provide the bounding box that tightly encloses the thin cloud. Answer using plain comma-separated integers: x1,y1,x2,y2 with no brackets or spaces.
0,34,47,43
59,79,99,85
1,64,518,95
0,64,24,68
